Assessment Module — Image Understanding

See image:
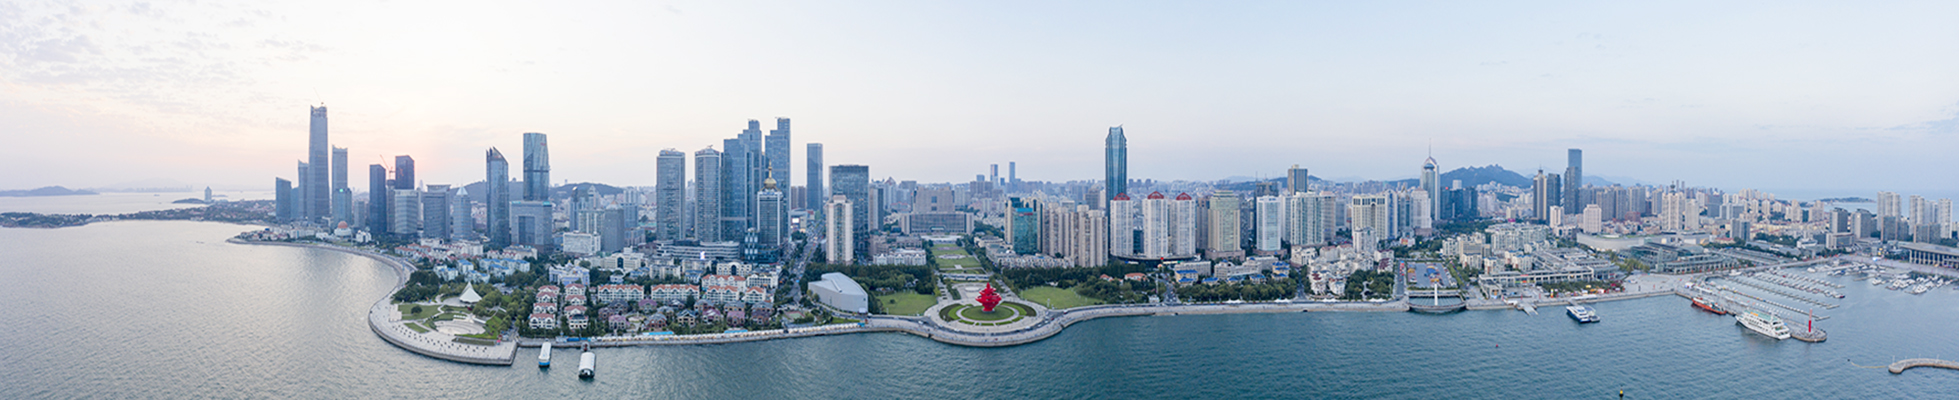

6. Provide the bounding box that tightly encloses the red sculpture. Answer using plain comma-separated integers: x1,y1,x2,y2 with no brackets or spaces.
977,284,1003,312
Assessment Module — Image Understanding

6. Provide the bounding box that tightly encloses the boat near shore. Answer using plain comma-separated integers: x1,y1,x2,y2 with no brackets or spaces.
1736,311,1791,340
1566,305,1599,323
578,345,596,379
1691,297,1727,315
538,342,552,368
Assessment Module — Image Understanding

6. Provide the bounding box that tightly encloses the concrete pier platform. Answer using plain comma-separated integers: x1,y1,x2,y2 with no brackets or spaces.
1889,358,1959,374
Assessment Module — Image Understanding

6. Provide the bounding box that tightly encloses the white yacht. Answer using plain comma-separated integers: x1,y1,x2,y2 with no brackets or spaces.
538,342,552,368
1566,305,1599,323
1736,311,1791,340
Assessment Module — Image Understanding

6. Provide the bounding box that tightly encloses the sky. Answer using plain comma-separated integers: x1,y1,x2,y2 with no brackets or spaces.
2,0,1956,196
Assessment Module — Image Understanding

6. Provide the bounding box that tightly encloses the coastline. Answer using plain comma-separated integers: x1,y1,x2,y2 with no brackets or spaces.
228,238,518,365
226,237,1781,363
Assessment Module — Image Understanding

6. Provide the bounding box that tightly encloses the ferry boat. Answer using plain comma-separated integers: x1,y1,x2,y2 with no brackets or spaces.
538,342,552,368
1565,305,1599,323
1691,297,1727,315
1736,311,1791,340
578,344,596,379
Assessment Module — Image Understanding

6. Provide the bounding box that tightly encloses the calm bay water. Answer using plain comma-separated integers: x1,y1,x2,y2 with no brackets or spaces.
3,220,1958,399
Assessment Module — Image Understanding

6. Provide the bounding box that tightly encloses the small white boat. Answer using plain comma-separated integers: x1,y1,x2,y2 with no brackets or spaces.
538,342,552,368
578,345,596,379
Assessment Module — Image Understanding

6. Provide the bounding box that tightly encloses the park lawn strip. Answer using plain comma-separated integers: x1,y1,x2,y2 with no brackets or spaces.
875,292,938,316
404,322,430,333
398,303,438,320
1017,286,1103,309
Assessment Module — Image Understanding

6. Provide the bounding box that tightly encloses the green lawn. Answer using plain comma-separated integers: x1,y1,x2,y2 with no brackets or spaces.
930,245,982,269
432,312,467,322
404,322,430,333
875,292,939,316
1017,286,1103,309
397,303,438,320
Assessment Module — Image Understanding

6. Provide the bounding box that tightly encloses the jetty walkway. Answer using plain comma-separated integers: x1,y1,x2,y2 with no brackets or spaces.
1889,358,1959,374
230,239,518,365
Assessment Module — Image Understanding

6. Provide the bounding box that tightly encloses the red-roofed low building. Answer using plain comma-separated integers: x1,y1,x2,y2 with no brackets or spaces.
533,302,558,314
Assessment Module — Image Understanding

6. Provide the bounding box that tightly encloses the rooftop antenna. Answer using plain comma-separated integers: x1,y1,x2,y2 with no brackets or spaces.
314,87,323,105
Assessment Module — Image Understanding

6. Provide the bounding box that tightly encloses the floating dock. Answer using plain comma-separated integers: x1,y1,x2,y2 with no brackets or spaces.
1889,358,1959,374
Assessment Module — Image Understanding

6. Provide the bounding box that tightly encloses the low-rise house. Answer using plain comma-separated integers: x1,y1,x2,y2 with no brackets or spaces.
533,302,558,314
593,284,645,306
566,314,588,331
607,314,631,331
528,313,558,330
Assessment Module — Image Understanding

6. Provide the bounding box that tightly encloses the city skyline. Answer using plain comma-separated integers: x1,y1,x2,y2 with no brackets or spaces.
3,1,1957,195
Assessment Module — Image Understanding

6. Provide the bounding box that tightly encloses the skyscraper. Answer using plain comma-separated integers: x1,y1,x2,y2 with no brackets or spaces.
1286,191,1336,247
1008,161,1018,193
391,187,420,238
757,174,786,250
1565,148,1583,211
722,122,763,241
1105,126,1127,202
1533,170,1562,220
393,156,415,190
1287,165,1310,194
694,147,724,242
1420,157,1440,222
1008,197,1041,254
523,132,551,201
1877,191,1901,218
421,185,451,240
806,143,824,210
331,147,352,225
486,148,511,249
296,161,309,221
765,118,791,196
274,178,295,222
367,164,390,235
307,106,330,221
510,200,553,250
656,149,687,241
831,165,872,255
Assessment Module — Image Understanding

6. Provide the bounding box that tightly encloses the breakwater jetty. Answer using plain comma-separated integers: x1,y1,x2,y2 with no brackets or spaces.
1889,358,1959,374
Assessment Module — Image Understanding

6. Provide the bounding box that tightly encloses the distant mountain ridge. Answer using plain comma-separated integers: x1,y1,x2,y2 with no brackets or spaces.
0,186,98,197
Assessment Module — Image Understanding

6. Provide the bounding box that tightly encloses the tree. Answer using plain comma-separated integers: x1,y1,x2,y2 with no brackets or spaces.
411,305,424,315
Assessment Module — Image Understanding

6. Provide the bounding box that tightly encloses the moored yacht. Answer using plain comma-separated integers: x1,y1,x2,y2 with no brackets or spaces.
538,342,552,368
1566,305,1599,323
1736,311,1791,340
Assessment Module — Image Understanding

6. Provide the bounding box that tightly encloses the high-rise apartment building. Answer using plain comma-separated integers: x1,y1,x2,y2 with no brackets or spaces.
1105,126,1127,202
694,147,724,242
297,161,310,221
1255,195,1283,253
1533,170,1562,220
1877,191,1901,218
1207,191,1243,259
1109,193,1138,257
486,148,511,249
1350,193,1398,241
655,149,687,241
1286,191,1337,247
523,133,550,201
824,195,854,264
1581,204,1603,233
806,143,824,209
307,106,330,221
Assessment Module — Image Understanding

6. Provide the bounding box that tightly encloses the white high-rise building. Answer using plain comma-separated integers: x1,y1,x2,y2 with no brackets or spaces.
824,195,853,264
1548,205,1564,227
1581,204,1603,233
1255,195,1284,253
1349,193,1397,241
1109,193,1138,257
1285,192,1336,247
1409,189,1433,231
1142,192,1171,257
1171,193,1197,257
1877,191,1901,218
1207,191,1243,259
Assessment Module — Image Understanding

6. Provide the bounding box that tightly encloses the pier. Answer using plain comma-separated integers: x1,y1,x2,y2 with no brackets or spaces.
1889,358,1959,374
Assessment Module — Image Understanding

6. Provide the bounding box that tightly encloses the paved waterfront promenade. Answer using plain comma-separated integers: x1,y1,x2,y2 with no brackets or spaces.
229,239,518,365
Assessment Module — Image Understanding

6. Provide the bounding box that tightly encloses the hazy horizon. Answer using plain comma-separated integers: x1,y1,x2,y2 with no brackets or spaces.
4,1,1955,194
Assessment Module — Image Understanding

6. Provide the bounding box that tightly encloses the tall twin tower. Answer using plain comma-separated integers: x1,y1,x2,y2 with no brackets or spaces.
288,105,349,225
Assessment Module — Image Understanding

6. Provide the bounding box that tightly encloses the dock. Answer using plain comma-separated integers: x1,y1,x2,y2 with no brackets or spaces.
1889,358,1959,374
